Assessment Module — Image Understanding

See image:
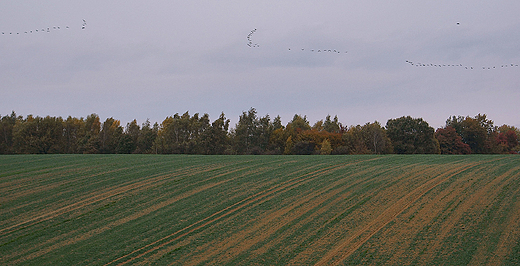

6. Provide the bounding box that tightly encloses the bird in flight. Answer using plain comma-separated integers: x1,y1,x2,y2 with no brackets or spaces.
1,20,82,36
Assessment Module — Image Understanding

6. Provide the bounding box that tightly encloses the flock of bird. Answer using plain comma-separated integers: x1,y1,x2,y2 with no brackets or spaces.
2,26,69,35
246,27,517,68
247,29,347,54
2,24,519,71
247,28,259,47
406,60,520,70
1,20,86,36
288,48,347,54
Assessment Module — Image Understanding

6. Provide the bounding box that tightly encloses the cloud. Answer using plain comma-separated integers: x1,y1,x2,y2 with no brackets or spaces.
1,1,519,129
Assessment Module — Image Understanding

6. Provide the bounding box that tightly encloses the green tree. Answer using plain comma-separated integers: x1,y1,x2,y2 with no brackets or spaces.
116,134,136,154
155,112,189,154
63,116,86,154
287,114,311,134
80,114,101,154
13,115,65,154
341,125,370,154
233,108,272,154
126,120,140,147
233,108,258,154
361,121,393,154
312,120,324,132
320,139,332,155
0,111,19,154
256,115,274,153
283,136,294,155
386,116,439,154
116,120,140,154
282,114,312,154
323,115,342,133
99,117,123,154
153,116,174,154
136,119,158,153
268,126,287,155
188,113,210,154
203,113,230,155
153,112,210,154
272,115,283,130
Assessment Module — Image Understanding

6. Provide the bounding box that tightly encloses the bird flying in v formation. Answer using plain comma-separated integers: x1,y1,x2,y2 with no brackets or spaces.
1,19,86,36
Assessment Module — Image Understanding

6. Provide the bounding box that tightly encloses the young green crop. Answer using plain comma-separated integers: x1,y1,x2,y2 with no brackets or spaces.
0,154,519,265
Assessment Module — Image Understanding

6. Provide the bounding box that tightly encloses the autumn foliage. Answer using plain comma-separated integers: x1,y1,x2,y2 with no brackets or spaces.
0,110,518,155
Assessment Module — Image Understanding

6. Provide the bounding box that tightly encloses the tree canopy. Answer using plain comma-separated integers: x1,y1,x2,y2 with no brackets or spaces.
0,110,518,155
386,116,439,154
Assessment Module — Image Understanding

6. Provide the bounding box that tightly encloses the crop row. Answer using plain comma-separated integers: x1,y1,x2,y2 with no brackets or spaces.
1,155,519,265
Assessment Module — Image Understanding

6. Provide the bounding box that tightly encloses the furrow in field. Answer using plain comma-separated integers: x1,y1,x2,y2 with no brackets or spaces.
106,162,333,265
6,164,265,265
208,161,436,265
315,162,480,266
0,158,175,202
0,167,136,232
158,161,384,265
0,154,113,184
143,158,388,265
386,159,513,265
419,164,520,265
376,161,517,265
2,160,258,262
109,158,382,265
284,164,435,265
0,165,92,198
379,167,480,264
0,166,126,220
324,158,512,265
467,166,520,265
0,156,77,179
488,181,520,265
0,164,85,194
0,162,231,235
4,155,518,265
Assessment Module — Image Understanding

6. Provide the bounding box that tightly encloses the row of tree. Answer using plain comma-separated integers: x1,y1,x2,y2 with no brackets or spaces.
0,109,518,155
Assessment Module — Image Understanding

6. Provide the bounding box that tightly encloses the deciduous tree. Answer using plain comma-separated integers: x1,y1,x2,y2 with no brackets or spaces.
80,114,101,154
63,116,85,154
341,125,370,154
435,126,471,154
0,112,19,154
495,125,519,153
99,118,123,154
13,115,65,154
361,121,393,154
446,114,495,154
386,116,439,154
320,139,332,155
203,113,230,155
136,119,158,153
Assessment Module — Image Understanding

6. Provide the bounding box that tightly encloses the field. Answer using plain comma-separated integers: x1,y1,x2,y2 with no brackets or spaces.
1,154,519,265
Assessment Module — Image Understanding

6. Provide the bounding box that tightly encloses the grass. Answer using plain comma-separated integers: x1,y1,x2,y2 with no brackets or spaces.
1,154,519,265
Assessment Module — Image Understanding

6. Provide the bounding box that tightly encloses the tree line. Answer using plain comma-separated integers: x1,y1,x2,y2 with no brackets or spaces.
0,109,518,155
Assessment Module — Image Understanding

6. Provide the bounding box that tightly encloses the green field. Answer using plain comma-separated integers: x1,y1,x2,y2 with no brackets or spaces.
1,155,519,265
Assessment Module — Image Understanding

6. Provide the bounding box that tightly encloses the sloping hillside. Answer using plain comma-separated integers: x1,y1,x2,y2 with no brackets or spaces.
1,155,519,265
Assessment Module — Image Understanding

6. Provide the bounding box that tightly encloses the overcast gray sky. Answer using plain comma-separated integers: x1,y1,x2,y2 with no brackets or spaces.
1,1,519,129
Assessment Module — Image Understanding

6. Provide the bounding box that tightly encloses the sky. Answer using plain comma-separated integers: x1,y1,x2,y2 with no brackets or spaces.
1,1,519,129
